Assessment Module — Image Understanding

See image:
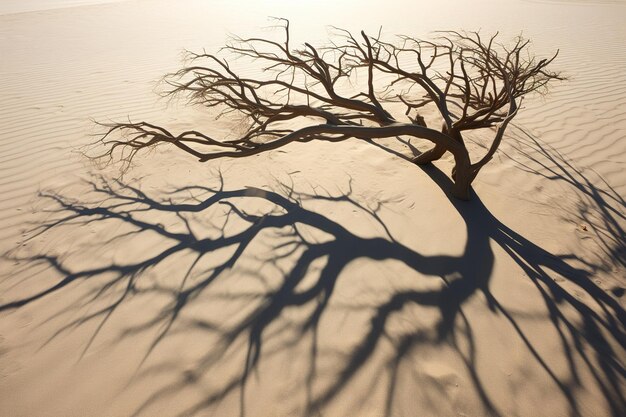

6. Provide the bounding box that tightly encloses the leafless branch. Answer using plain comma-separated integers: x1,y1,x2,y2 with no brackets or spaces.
94,20,561,200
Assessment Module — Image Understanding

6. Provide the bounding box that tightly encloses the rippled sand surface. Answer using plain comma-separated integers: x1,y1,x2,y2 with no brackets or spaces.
0,1,624,416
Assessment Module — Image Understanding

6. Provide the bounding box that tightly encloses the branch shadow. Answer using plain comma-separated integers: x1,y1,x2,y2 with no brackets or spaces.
1,164,624,417
504,124,626,273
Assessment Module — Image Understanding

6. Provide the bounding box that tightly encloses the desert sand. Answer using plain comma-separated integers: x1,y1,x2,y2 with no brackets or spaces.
0,0,624,416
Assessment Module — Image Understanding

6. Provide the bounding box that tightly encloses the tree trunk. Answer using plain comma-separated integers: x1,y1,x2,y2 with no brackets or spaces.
410,124,472,200
451,168,472,200
452,160,482,200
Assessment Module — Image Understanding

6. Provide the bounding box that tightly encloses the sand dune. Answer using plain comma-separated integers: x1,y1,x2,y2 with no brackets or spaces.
0,1,624,416
0,0,130,15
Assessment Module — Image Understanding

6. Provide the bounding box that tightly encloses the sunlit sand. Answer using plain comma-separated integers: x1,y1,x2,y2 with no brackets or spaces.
0,1,624,416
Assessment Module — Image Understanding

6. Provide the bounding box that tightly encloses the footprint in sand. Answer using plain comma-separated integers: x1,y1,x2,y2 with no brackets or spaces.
421,361,462,398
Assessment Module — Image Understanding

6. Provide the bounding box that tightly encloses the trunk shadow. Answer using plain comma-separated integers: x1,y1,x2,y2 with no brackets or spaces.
1,164,623,417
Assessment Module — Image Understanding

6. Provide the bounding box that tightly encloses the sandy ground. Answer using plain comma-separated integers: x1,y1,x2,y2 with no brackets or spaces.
0,0,624,416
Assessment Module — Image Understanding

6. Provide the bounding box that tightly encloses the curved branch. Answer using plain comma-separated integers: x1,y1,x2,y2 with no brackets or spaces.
95,20,561,200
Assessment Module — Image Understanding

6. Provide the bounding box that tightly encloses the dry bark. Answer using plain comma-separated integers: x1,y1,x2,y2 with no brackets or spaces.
96,18,561,200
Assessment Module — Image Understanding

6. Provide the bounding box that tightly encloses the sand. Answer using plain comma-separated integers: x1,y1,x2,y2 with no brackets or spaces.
0,0,624,416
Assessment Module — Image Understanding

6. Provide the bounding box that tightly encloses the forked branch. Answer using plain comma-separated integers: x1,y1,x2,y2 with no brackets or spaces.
95,19,562,200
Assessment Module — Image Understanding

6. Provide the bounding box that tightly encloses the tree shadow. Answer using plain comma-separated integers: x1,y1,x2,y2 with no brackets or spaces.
1,164,624,416
503,124,626,273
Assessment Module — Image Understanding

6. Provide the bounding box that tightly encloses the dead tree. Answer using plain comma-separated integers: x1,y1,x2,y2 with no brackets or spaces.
96,19,561,200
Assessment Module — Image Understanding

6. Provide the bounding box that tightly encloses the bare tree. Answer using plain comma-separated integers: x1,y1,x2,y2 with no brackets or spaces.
96,19,561,200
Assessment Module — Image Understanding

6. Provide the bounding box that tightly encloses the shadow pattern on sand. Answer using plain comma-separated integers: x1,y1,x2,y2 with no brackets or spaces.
1,147,625,416
506,124,626,272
